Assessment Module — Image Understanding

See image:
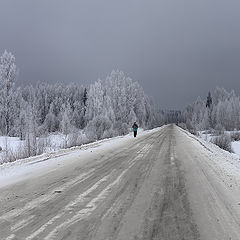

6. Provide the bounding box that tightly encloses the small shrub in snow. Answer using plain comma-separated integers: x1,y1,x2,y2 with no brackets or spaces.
214,123,225,136
211,134,233,153
178,122,187,130
85,116,113,141
186,126,197,135
67,131,89,148
230,131,240,141
36,137,51,154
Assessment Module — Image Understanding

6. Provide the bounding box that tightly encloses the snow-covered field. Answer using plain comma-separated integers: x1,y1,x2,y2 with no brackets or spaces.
232,141,240,155
0,134,67,164
0,130,142,164
0,133,84,158
0,136,21,153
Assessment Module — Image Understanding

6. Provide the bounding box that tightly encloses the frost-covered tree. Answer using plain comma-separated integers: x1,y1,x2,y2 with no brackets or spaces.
181,87,240,131
43,103,57,133
25,104,37,157
0,52,164,163
85,79,104,121
206,91,212,108
18,99,28,140
0,52,162,146
60,103,73,147
85,115,112,141
0,51,18,135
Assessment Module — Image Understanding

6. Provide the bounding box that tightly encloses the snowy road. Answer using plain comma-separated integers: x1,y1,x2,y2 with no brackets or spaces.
0,125,240,240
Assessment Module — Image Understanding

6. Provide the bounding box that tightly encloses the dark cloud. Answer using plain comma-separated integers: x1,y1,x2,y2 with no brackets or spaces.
1,0,240,109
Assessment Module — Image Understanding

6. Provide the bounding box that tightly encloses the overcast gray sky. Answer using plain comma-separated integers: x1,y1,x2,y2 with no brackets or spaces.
0,0,240,109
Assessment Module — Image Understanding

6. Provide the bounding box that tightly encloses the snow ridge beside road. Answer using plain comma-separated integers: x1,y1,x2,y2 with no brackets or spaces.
179,127,240,192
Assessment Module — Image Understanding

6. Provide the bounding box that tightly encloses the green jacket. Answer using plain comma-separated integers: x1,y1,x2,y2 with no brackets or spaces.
132,123,138,132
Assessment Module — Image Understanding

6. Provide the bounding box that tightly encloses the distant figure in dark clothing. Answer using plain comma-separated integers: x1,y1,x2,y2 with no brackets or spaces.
132,122,138,137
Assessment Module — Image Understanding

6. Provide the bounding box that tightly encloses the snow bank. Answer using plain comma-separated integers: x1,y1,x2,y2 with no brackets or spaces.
198,130,240,157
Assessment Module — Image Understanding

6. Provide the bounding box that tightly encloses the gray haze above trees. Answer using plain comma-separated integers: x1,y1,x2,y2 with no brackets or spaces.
1,0,240,109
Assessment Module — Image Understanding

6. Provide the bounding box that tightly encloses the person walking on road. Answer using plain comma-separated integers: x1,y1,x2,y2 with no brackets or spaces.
132,121,138,137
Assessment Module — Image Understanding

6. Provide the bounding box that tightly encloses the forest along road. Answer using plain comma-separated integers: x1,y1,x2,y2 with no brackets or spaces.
0,125,240,240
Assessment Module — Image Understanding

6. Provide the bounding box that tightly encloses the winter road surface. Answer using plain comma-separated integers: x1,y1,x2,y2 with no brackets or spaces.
1,125,240,240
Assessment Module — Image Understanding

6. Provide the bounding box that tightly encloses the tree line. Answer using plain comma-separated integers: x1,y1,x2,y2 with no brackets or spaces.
0,51,163,158
180,87,240,132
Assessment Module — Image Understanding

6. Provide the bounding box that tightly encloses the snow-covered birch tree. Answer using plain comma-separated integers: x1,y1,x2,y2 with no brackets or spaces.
0,50,18,135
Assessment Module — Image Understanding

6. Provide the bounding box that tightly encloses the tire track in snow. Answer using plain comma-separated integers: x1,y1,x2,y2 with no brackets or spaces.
11,215,35,232
3,133,159,240
40,148,149,240
25,172,113,240
0,169,95,222
44,167,130,240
